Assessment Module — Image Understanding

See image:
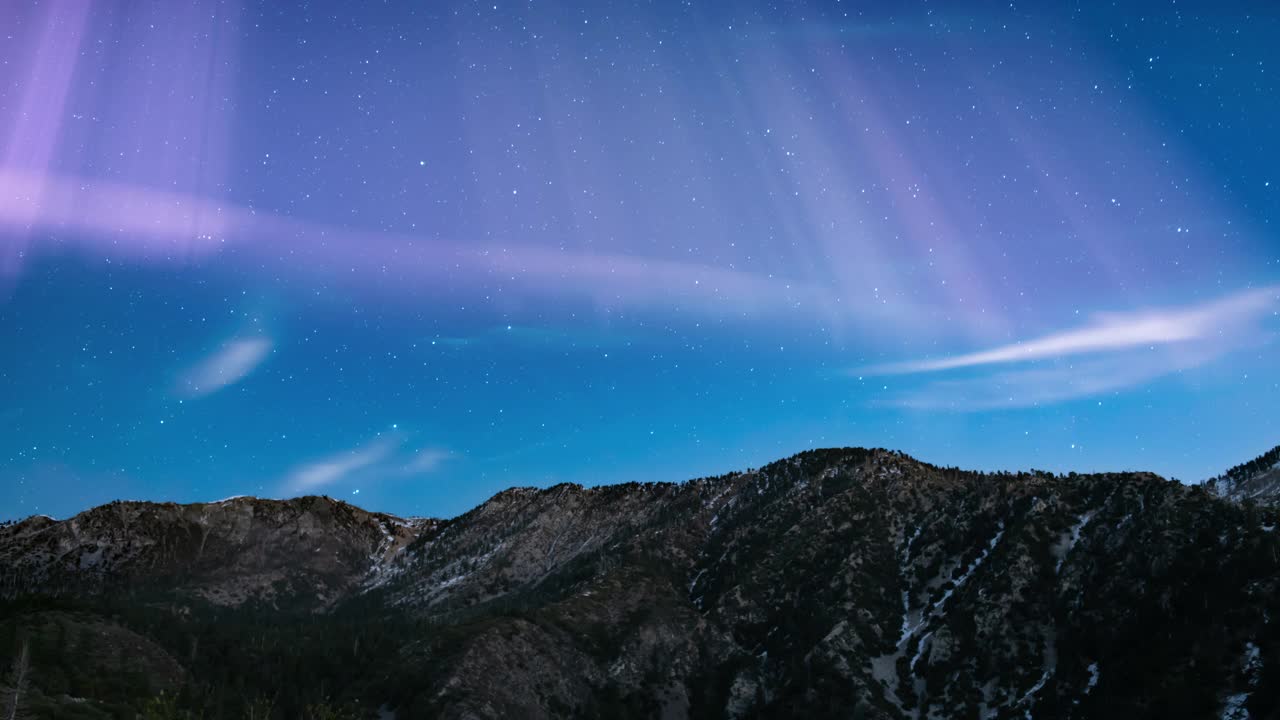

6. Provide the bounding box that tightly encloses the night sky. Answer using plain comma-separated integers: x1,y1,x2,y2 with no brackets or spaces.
2,0,1277,521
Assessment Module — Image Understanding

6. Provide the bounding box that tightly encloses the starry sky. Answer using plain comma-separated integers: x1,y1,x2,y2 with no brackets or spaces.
2,0,1278,521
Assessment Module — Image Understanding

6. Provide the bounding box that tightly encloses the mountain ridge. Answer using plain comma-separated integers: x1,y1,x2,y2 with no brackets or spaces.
2,446,1279,719
10,441,1278,530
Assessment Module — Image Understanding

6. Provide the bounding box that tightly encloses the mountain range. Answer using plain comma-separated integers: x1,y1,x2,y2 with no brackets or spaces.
2,445,1279,719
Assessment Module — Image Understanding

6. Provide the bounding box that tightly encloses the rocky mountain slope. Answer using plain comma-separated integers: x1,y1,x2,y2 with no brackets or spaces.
0,495,437,610
2,447,1279,719
1207,445,1280,506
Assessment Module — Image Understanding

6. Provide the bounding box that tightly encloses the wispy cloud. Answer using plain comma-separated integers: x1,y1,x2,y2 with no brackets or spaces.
889,344,1230,411
177,336,272,398
405,447,451,474
284,438,398,494
867,286,1277,375
866,286,1278,409
280,438,453,495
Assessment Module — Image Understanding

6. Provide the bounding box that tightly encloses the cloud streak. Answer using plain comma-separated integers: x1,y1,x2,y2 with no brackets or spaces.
867,286,1278,409
178,337,272,398
284,439,398,494
280,439,452,496
866,286,1278,375
405,448,451,474
888,344,1232,411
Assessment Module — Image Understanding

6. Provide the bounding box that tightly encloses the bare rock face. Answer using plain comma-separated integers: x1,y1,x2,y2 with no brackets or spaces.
2,447,1280,720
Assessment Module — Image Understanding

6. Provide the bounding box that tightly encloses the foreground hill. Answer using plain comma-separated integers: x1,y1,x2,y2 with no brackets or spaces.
2,447,1279,719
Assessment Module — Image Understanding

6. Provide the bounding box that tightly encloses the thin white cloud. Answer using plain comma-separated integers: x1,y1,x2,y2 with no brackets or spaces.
280,438,452,495
888,344,1230,411
866,286,1277,410
178,337,272,398
405,447,451,474
284,439,397,494
866,286,1277,375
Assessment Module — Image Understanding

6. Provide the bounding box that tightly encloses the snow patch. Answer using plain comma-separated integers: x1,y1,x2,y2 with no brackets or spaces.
932,524,1004,613
689,568,707,594
1244,642,1263,678
1222,693,1249,720
822,620,848,645
1221,641,1263,719
1016,670,1050,709
1053,511,1095,574
437,572,467,589
1085,662,1100,693
897,525,925,645
909,631,933,673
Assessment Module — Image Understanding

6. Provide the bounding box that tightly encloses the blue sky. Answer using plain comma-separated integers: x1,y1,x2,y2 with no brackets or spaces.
1,0,1277,520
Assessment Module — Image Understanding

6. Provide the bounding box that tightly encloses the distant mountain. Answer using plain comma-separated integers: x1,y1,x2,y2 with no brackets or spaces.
2,447,1279,719
0,495,436,610
1206,445,1280,505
